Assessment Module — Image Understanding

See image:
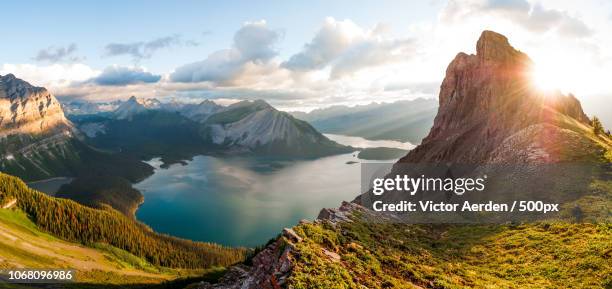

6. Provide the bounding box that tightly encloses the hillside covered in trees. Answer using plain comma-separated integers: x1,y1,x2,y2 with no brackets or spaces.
0,173,247,269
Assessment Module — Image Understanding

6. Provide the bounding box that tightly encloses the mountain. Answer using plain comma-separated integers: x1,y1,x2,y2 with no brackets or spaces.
0,74,73,136
113,96,162,119
80,99,352,163
62,100,122,115
181,99,223,122
400,31,593,164
0,74,83,180
0,74,155,221
193,31,612,289
80,110,208,166
290,98,438,143
201,100,352,156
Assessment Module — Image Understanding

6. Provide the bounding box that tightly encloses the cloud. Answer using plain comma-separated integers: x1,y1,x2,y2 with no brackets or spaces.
384,81,440,94
33,44,83,63
282,18,416,79
282,18,361,71
170,20,281,85
0,63,99,89
87,66,161,86
442,0,593,37
104,34,193,61
331,38,415,79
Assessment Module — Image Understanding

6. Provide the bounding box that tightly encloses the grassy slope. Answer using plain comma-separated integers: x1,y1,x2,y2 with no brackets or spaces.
289,218,611,289
0,208,200,285
287,115,612,288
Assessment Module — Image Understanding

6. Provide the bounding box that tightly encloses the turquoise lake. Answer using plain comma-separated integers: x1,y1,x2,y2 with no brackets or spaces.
134,134,411,247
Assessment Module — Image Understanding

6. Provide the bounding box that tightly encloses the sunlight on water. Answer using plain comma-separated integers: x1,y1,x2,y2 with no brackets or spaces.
324,134,415,150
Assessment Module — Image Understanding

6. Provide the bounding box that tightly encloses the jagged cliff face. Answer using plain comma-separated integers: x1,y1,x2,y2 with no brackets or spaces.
0,74,80,181
0,74,72,137
401,31,590,163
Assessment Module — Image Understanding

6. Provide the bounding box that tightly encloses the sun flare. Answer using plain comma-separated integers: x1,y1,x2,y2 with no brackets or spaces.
529,58,594,97
531,64,568,93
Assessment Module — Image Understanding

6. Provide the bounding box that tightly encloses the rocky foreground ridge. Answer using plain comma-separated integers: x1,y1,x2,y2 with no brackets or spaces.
192,202,372,289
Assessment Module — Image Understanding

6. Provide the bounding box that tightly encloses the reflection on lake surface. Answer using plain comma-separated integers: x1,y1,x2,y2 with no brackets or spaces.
135,153,364,247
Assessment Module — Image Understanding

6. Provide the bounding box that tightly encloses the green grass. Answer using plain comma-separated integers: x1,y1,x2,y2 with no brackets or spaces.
91,242,167,274
288,216,612,289
0,209,56,241
0,238,57,268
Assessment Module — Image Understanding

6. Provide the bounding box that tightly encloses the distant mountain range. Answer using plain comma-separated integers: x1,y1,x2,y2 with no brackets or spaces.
78,98,351,162
290,98,438,144
62,100,122,115
66,96,438,145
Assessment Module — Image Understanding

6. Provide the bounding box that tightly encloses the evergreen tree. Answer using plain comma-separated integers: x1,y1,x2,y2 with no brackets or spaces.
591,116,604,136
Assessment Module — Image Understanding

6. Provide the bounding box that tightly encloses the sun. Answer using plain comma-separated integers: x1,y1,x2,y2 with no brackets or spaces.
530,64,567,93
529,59,592,96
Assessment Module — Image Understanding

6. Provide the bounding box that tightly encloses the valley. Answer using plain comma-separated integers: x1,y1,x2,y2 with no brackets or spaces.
0,14,610,288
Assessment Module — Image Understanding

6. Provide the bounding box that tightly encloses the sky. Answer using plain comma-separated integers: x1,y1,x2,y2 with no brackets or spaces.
1,0,610,123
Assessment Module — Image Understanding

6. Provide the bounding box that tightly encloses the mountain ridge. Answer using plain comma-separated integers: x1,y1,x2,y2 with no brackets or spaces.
113,95,162,120
401,30,591,164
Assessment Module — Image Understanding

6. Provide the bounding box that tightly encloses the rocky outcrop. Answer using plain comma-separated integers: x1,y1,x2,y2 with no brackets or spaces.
400,30,590,164
193,230,298,289
191,202,374,289
0,74,73,137
0,74,81,180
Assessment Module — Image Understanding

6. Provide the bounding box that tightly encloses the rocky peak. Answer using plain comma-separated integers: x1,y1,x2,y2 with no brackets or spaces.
0,74,72,136
400,30,590,163
476,30,526,63
230,99,273,111
196,99,221,110
113,96,162,119
124,96,161,108
1,74,47,100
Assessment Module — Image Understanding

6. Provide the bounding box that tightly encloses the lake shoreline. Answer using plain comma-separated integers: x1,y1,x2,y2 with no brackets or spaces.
130,134,409,247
